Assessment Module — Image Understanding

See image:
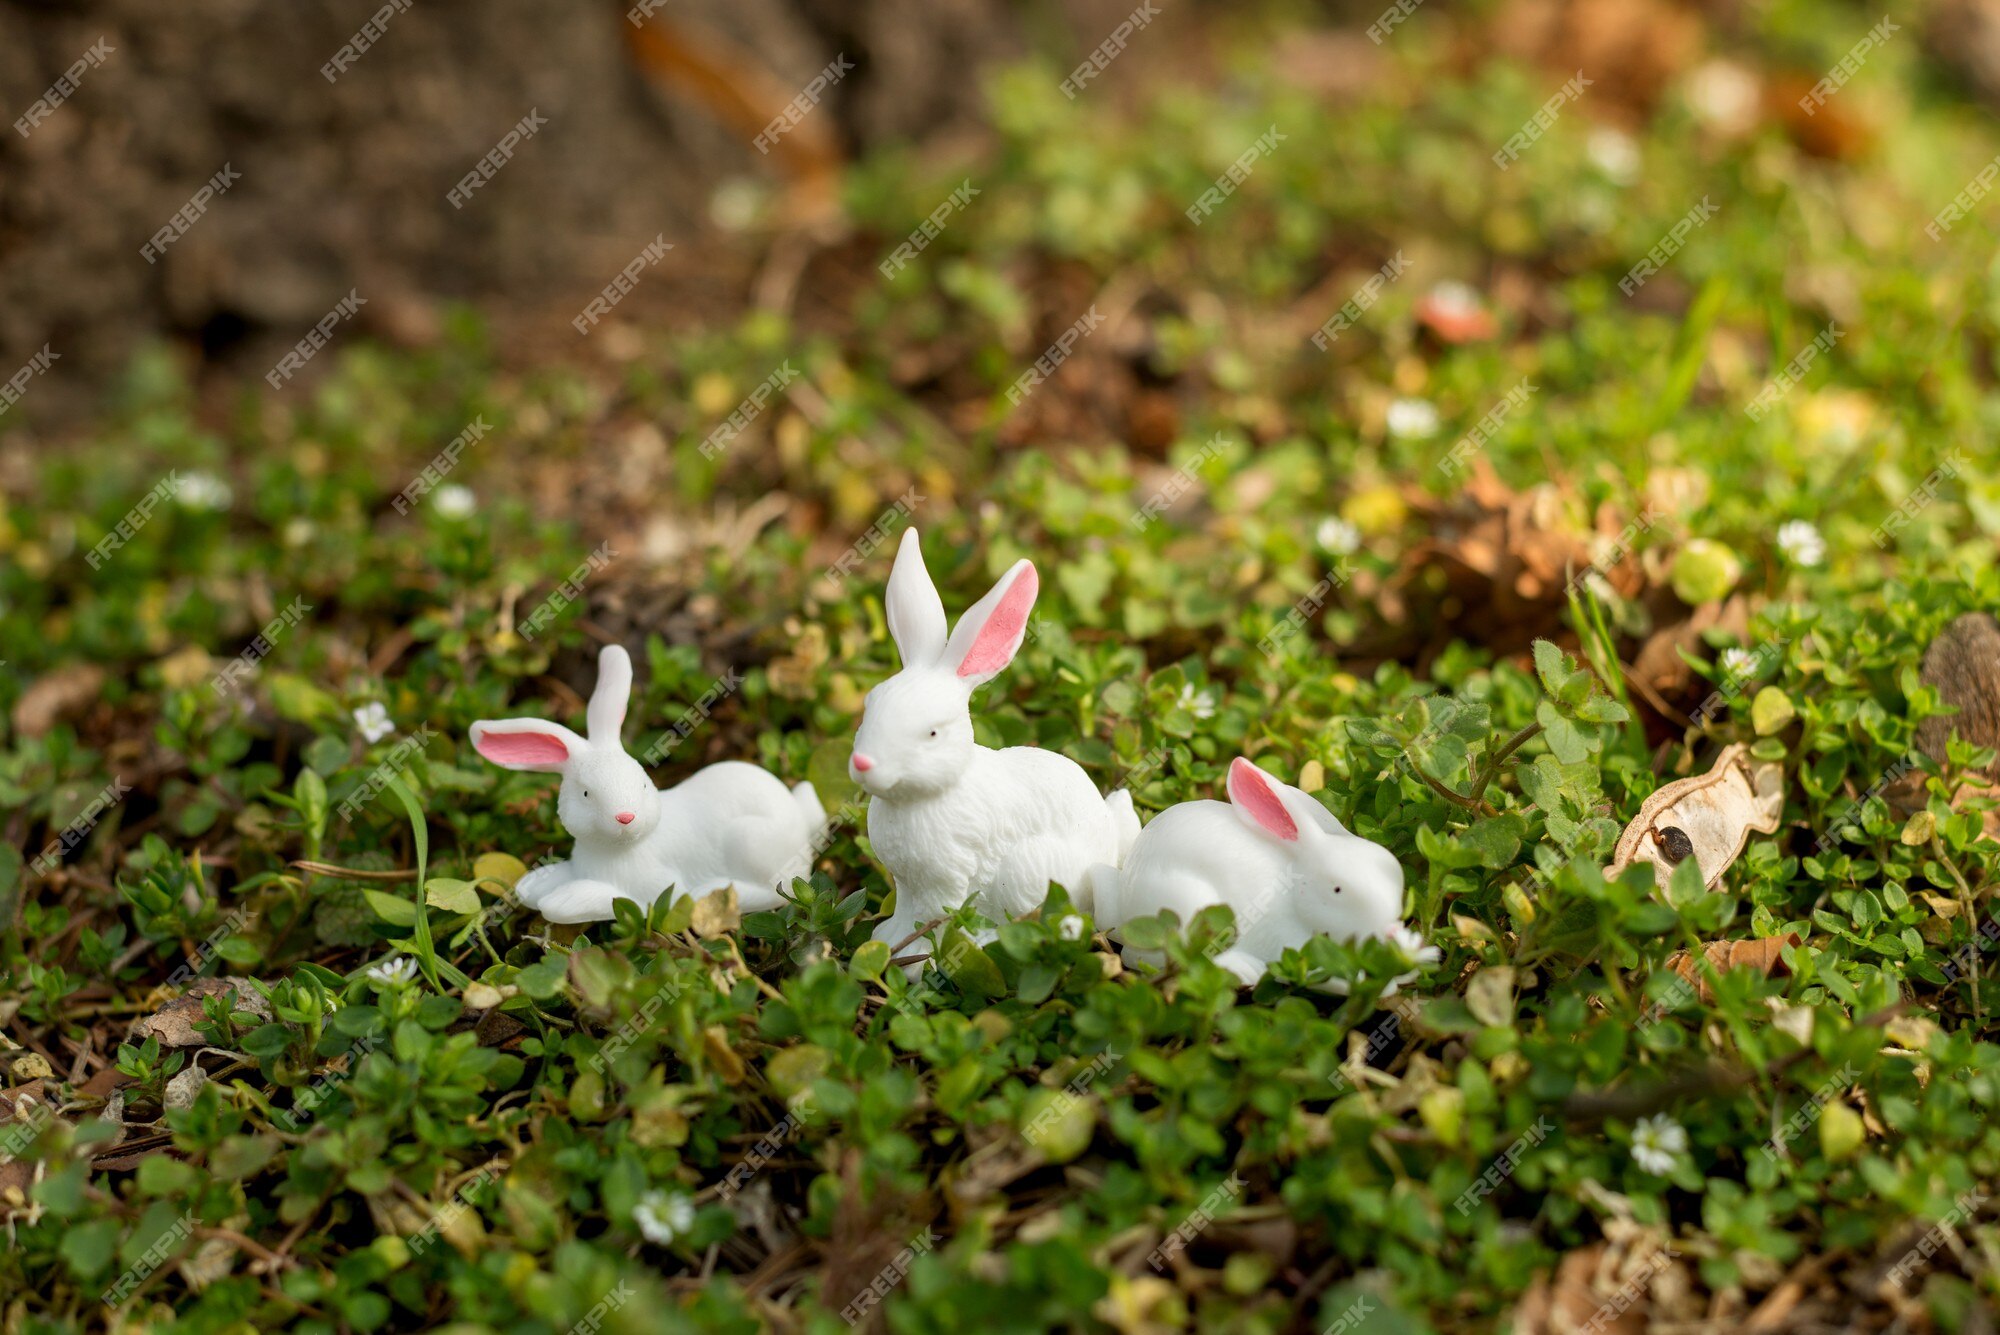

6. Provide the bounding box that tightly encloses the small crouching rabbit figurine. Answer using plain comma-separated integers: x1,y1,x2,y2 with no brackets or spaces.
850,529,1140,953
1089,758,1434,993
471,644,827,923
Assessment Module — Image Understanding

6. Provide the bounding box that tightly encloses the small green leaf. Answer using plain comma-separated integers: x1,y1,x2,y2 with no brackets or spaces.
654,894,695,935
1819,1100,1864,1160
850,939,892,979
363,890,417,927
1015,963,1060,1004
1418,1086,1466,1148
1531,640,1568,696
515,957,567,1000
424,878,481,914
937,927,1006,999
1119,913,1170,952
265,673,341,726
1750,687,1796,736
59,1219,119,1278
1670,539,1742,605
1019,1088,1095,1163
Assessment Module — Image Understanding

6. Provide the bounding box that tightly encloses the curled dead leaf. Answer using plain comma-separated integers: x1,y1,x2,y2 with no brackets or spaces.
1607,744,1783,892
163,1064,209,1112
134,979,272,1048
689,885,741,938
12,663,107,738
1665,934,1802,1003
1511,1234,1683,1335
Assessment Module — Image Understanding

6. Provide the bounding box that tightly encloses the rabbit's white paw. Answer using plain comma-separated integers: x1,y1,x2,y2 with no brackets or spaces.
1212,948,1267,986
536,879,637,924
513,862,570,910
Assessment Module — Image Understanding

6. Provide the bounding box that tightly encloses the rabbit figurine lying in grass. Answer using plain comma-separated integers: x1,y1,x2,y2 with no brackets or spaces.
850,528,1139,953
1089,757,1434,993
472,644,826,924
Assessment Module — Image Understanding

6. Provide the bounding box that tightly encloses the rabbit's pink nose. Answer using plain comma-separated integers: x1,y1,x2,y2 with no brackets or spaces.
616,811,636,825
851,753,875,772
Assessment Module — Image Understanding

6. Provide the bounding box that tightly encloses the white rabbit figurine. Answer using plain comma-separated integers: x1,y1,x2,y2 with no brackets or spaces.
471,644,827,924
850,528,1139,952
1088,758,1435,993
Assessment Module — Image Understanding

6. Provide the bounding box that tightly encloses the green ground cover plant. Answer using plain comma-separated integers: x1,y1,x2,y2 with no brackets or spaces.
5,3,2000,1329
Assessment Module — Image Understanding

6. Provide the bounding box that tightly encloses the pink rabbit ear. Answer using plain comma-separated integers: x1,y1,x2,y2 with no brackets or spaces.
471,720,581,772
945,559,1037,686
1226,758,1299,842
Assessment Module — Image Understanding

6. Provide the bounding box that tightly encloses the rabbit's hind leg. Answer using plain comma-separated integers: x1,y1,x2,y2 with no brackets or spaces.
535,879,641,924
1113,869,1220,973
718,814,811,912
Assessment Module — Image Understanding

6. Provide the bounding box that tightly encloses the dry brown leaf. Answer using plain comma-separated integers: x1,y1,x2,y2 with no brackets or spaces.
12,663,106,738
1511,1240,1666,1335
1630,595,1754,703
133,979,271,1048
1607,744,1784,892
1493,0,1705,115
690,885,741,938
1376,463,1638,660
1666,934,1802,1004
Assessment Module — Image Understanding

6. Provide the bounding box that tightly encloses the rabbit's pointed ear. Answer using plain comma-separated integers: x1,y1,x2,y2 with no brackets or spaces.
886,528,948,667
1226,758,1305,843
587,645,631,743
944,558,1037,687
471,719,585,772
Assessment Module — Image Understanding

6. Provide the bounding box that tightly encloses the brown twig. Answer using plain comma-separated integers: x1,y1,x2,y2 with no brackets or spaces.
290,860,418,881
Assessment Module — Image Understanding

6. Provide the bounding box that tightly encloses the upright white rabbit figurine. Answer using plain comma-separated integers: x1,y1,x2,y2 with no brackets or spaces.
851,528,1139,950
471,644,827,924
1089,758,1434,993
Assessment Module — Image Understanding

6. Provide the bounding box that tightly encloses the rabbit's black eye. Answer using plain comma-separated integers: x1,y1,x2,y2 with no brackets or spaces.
582,789,589,797
928,729,938,739
1333,885,1343,894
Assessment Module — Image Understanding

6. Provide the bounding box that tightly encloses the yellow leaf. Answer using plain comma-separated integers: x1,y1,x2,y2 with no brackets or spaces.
473,852,527,891
703,1026,746,1085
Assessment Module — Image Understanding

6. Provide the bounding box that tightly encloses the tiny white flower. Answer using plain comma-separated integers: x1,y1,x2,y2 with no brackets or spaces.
1175,683,1216,720
1775,519,1825,568
1586,126,1640,184
282,517,316,548
353,702,394,744
1719,646,1758,684
433,484,477,520
1386,398,1439,440
1316,516,1362,556
634,1190,697,1245
1631,1113,1688,1176
176,471,234,512
366,956,419,987
1056,914,1086,941
1387,924,1441,965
